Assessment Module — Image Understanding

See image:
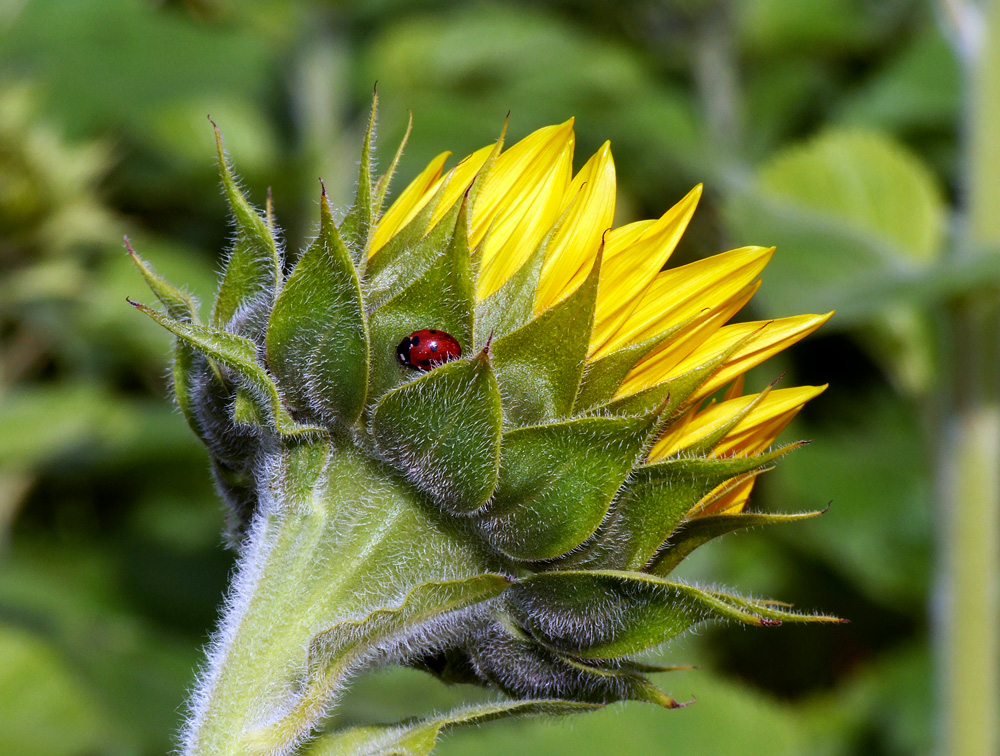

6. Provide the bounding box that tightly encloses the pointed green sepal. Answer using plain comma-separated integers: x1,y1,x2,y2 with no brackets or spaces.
574,329,681,413
303,699,600,756
650,508,825,576
126,238,210,432
475,234,547,347
340,92,378,267
373,111,412,216
510,570,804,659
699,585,845,625
575,445,798,571
125,237,199,323
491,249,602,426
479,413,653,561
266,186,369,426
367,201,475,402
210,121,281,337
129,299,322,437
365,182,456,312
371,350,502,514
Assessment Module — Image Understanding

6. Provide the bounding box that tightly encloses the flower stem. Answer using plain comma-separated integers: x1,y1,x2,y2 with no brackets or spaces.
181,442,495,756
936,1,1000,753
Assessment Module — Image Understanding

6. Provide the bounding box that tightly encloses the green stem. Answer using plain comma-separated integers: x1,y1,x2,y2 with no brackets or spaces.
936,2,1000,754
181,442,496,756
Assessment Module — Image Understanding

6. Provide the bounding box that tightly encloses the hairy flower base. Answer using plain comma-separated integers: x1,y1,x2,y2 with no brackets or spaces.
129,96,839,756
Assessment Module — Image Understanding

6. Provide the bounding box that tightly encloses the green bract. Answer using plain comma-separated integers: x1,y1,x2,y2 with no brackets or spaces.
129,98,837,756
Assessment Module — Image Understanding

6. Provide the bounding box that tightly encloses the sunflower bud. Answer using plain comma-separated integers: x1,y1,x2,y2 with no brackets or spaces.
129,96,839,756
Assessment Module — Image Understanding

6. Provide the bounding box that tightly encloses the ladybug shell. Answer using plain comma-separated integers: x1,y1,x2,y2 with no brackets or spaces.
396,329,462,371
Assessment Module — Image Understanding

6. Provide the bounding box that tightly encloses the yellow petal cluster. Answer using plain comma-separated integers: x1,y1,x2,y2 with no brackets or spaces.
371,121,830,514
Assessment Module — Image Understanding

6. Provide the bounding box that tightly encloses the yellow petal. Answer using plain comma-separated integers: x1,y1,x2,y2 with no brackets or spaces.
534,142,616,312
426,144,495,229
614,280,761,398
595,245,773,358
649,384,826,460
590,185,703,354
699,476,757,516
474,121,576,299
674,312,832,404
369,151,450,255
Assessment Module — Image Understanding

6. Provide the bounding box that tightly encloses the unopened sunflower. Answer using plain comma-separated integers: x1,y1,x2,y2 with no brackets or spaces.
129,97,839,756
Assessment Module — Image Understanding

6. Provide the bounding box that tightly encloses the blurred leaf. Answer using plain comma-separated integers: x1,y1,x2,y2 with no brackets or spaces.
0,383,196,468
0,0,274,140
758,129,946,262
362,5,703,195
837,28,961,133
771,389,931,608
799,642,933,755
727,129,948,322
435,669,808,756
0,539,206,754
737,0,909,55
0,624,109,756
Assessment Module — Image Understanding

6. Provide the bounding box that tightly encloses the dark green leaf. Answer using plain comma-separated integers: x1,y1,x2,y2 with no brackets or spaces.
491,250,601,426
125,237,199,323
650,509,825,576
479,414,652,561
210,122,281,338
510,570,782,659
266,188,369,426
367,202,475,403
574,447,797,571
129,300,321,437
371,351,502,514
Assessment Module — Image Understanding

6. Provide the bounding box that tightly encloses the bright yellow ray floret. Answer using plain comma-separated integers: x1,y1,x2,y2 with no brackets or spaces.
370,120,830,463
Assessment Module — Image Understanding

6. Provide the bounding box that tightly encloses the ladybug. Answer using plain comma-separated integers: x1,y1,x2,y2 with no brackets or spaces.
396,329,462,371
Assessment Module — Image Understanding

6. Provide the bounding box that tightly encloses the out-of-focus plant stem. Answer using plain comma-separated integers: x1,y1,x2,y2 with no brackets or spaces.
936,1,1000,754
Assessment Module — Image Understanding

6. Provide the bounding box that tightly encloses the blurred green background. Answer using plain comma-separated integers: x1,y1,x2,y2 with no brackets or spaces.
0,0,984,754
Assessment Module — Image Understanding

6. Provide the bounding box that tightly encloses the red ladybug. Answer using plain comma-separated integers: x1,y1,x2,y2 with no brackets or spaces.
396,329,462,371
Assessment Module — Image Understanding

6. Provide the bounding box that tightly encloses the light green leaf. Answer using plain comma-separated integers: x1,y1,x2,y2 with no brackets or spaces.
568,447,796,571
126,238,199,323
510,570,836,659
649,509,825,576
757,128,946,263
248,576,511,750
475,235,547,347
267,188,369,426
365,184,456,312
